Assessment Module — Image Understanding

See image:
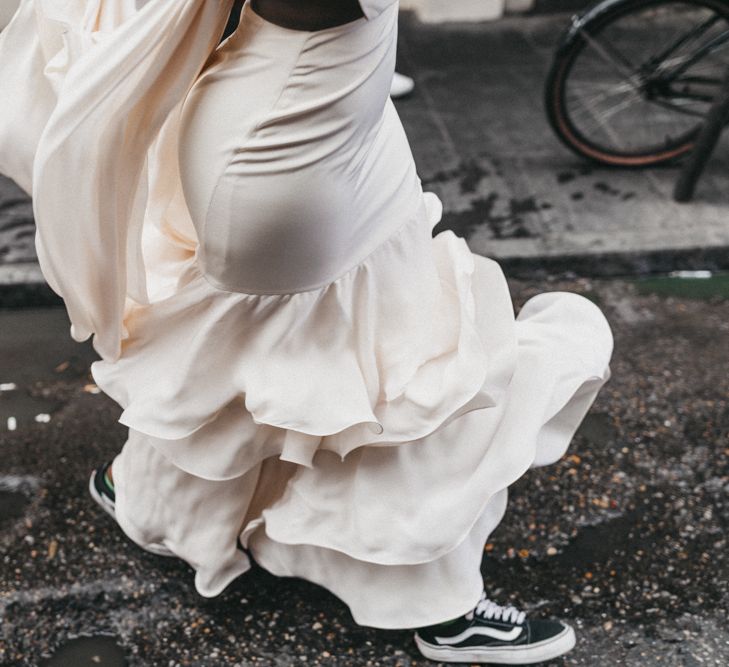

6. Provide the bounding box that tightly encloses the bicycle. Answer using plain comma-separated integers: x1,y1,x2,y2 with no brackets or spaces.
545,0,729,168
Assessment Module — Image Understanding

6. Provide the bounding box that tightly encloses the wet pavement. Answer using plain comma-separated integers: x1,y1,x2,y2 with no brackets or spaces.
42,636,126,667
1,274,728,666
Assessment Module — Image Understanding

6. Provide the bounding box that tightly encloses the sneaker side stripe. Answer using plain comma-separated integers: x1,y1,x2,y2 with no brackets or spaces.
434,625,524,645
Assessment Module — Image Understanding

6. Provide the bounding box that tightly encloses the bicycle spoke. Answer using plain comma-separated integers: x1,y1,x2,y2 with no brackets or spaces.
648,15,720,66
551,0,729,160
566,81,636,109
566,84,639,124
585,102,638,151
645,95,709,117
673,74,723,85
566,88,648,150
577,28,642,86
660,29,729,80
592,93,648,124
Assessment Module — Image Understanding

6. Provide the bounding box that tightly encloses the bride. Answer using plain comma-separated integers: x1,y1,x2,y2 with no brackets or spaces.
0,1,612,663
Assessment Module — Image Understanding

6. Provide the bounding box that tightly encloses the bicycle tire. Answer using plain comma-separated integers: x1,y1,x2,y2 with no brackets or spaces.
545,0,729,167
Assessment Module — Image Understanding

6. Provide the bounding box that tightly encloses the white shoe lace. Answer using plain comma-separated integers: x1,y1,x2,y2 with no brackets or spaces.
465,591,526,625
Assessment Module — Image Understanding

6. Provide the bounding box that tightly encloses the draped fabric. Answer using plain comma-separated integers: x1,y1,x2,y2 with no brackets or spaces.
0,0,233,359
0,0,614,628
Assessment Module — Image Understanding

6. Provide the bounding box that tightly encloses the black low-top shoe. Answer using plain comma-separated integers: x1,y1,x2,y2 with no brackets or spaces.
414,592,576,664
89,461,116,519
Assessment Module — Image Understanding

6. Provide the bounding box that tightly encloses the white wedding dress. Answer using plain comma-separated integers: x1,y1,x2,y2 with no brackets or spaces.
0,0,613,629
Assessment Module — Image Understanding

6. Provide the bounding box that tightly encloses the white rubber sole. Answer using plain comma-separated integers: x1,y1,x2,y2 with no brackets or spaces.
414,624,576,665
88,471,117,520
88,471,176,558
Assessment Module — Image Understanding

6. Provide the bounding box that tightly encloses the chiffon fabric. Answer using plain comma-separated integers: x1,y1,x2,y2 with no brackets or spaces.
0,0,613,628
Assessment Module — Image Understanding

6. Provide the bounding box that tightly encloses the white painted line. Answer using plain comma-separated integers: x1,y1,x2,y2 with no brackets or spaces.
669,270,713,279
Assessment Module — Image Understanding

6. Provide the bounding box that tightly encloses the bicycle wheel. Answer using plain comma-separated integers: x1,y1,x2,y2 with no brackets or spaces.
545,0,729,166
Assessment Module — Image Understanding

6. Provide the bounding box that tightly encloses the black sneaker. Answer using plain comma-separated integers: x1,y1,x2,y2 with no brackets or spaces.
414,592,576,664
89,461,116,519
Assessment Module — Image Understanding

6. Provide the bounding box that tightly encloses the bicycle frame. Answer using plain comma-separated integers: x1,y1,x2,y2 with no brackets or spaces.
659,23,729,82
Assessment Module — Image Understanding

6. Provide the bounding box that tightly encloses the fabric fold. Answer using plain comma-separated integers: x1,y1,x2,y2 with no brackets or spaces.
0,0,234,360
90,194,506,479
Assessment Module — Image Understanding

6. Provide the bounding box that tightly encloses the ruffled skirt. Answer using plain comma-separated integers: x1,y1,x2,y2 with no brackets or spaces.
88,1,613,629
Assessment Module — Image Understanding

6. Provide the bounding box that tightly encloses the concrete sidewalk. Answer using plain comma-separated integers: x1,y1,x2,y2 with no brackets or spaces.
395,11,729,275
2,10,729,305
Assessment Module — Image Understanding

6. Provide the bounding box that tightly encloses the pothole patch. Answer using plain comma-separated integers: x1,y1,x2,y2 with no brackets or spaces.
0,489,28,527
575,412,618,445
43,636,126,667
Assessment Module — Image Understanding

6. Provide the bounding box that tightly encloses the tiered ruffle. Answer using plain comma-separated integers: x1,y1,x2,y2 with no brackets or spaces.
91,193,515,477
96,188,612,596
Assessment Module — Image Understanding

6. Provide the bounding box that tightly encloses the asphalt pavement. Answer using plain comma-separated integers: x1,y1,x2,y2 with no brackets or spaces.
1,273,728,666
